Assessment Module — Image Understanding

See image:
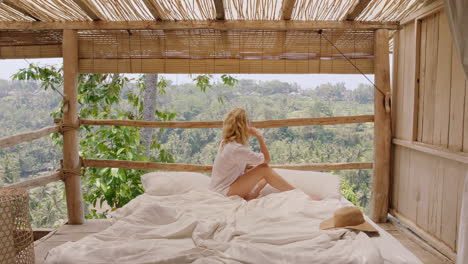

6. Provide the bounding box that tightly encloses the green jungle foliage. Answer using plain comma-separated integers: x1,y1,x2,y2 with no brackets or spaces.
1,66,374,227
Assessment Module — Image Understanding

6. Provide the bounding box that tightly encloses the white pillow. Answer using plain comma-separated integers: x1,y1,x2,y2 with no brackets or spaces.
141,171,210,196
258,168,342,199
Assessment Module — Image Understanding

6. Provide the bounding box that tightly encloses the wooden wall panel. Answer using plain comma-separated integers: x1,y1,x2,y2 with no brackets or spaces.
420,13,438,144
416,10,467,149
464,77,468,152
432,12,452,147
392,8,468,260
417,20,426,142
392,21,415,141
392,147,467,255
449,44,466,151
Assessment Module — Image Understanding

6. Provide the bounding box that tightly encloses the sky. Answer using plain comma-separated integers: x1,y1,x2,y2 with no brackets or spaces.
0,58,375,90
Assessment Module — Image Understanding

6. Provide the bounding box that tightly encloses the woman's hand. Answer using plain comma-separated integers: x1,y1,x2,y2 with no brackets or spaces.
248,126,262,137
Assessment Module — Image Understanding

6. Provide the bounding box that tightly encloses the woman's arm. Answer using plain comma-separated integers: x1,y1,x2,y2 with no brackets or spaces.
249,127,271,164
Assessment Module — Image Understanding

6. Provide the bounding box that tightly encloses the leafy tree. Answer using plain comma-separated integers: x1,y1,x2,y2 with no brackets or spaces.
12,66,237,217
352,84,373,104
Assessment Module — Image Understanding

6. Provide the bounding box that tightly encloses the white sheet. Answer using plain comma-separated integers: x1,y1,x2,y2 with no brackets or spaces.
44,190,421,264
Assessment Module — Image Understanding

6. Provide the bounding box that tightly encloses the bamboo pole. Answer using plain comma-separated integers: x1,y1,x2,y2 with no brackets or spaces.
54,115,374,129
281,0,296,20
370,29,391,223
83,159,373,172
213,0,225,20
62,29,84,225
4,171,62,189
0,126,59,149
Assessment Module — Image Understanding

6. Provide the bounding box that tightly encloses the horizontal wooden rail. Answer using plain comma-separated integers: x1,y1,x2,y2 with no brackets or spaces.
392,138,468,164
55,115,374,129
3,171,62,189
83,159,373,172
0,126,60,149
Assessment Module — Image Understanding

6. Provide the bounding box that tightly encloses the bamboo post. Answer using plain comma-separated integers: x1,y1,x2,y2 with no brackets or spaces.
371,29,391,223
62,29,84,224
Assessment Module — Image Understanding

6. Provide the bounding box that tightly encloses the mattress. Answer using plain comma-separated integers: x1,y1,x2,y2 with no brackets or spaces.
44,189,422,264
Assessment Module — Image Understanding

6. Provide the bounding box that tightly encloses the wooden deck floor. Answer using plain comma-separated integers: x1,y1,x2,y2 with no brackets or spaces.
35,219,453,264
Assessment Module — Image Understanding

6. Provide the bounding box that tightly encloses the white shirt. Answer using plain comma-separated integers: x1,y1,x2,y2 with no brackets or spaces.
209,141,265,195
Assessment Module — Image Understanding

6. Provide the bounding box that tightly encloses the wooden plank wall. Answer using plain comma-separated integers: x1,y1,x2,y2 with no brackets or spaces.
391,9,468,261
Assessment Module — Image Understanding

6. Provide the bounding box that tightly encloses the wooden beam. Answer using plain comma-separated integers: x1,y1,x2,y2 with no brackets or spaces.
371,29,391,223
213,0,225,20
141,0,161,20
3,0,40,21
281,0,296,20
83,159,373,172
0,20,400,31
71,0,102,21
55,115,374,129
393,138,468,165
62,29,84,225
345,0,371,21
400,0,444,25
4,171,62,189
0,126,59,149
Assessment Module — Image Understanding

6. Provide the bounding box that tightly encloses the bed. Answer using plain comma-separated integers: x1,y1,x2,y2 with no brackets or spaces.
43,170,422,264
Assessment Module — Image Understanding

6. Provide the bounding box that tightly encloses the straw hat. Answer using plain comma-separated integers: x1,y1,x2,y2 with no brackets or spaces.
320,206,378,233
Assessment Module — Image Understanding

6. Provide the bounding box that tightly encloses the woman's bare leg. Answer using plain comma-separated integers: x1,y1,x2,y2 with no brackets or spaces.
227,164,295,198
244,179,267,200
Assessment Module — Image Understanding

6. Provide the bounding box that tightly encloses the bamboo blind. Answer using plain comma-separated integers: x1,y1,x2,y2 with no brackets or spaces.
0,30,63,59
78,29,375,74
0,30,62,46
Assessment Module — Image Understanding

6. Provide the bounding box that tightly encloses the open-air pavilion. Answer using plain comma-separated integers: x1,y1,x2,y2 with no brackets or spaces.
1,0,467,263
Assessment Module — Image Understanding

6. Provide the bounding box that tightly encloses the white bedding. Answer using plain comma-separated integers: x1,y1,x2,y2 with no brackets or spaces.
45,190,421,264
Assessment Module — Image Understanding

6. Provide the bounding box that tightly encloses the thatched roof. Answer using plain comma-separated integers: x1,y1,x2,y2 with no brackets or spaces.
0,0,434,73
0,0,429,23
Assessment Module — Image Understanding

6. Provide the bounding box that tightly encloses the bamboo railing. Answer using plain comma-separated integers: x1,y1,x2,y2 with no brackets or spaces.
54,115,374,129
5,172,62,190
0,126,60,149
1,115,374,194
83,159,373,172
1,126,63,190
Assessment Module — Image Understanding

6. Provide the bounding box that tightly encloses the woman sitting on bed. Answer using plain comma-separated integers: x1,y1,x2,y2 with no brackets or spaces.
209,107,321,201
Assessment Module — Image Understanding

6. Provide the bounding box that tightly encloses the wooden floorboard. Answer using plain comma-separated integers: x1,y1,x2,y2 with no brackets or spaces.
382,217,454,264
34,219,453,264
34,220,111,264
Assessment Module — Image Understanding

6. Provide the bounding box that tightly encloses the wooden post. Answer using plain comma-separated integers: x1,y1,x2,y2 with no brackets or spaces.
62,29,84,224
371,29,391,223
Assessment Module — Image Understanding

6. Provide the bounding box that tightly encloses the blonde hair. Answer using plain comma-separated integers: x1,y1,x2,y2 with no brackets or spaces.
221,108,250,147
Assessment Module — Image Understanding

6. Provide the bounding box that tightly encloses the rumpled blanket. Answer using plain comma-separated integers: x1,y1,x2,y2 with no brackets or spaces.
45,189,385,264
